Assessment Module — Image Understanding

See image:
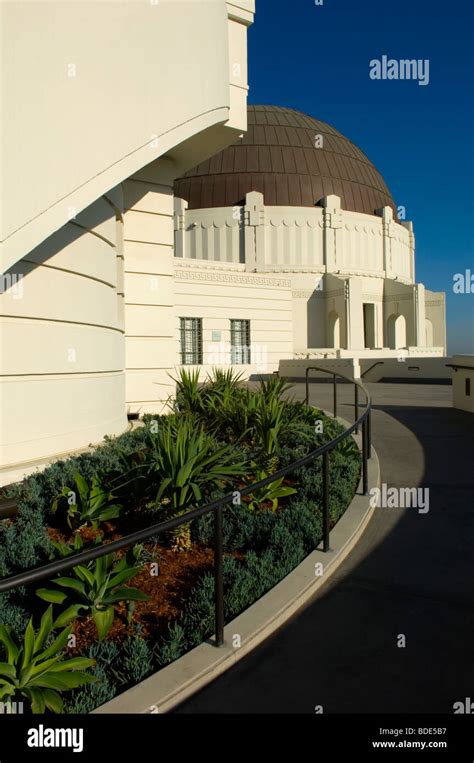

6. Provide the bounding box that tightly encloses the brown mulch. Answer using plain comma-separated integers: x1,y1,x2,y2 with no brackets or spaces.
67,542,214,654
43,476,298,655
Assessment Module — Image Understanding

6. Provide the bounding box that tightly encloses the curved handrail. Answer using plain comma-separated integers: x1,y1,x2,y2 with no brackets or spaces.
360,361,385,380
0,371,372,646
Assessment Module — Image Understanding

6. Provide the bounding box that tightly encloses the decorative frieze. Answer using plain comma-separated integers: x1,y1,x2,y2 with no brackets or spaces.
174,269,291,289
292,290,325,299
385,292,413,301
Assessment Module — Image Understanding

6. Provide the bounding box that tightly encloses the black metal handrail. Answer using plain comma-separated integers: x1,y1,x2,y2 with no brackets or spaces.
0,371,372,648
360,361,385,380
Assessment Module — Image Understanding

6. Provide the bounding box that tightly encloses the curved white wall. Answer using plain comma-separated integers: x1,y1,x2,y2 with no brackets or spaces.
0,1,255,485
1,0,255,274
178,198,413,283
0,193,126,484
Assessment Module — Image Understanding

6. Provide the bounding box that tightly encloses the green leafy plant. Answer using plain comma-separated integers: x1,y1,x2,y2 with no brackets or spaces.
36,548,149,640
150,417,247,550
245,471,297,512
170,368,207,417
254,395,286,458
109,448,153,508
205,367,244,394
336,437,360,458
0,606,95,713
257,375,294,403
51,472,122,530
204,386,259,442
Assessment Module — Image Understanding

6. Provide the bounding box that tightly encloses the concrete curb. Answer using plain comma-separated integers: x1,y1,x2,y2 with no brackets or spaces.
94,430,380,715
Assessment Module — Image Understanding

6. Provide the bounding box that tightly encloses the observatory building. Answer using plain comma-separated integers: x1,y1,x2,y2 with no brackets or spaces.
173,105,446,369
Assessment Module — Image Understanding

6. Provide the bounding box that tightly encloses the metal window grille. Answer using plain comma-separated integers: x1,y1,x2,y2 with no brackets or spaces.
230,319,251,364
180,317,203,365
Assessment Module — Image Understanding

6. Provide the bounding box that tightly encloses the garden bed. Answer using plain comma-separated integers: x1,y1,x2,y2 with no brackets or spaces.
0,372,360,714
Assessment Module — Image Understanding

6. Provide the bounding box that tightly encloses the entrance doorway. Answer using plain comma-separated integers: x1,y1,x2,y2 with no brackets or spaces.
387,313,407,349
363,303,376,349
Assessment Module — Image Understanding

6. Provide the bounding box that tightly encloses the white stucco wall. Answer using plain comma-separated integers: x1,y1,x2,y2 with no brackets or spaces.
175,191,445,357
122,166,176,414
451,355,474,413
177,195,413,283
174,262,293,377
0,0,255,485
0,191,126,485
1,0,255,275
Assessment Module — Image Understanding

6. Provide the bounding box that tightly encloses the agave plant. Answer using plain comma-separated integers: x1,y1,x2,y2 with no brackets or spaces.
254,395,286,459
205,367,244,394
258,375,294,403
109,448,152,507
36,547,149,640
336,437,359,458
203,386,255,439
170,368,208,417
246,471,297,512
51,472,122,530
48,532,103,560
0,606,95,713
150,417,247,550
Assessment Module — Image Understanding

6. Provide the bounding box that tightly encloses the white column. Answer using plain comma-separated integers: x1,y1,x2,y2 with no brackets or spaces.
244,191,265,272
322,194,342,273
174,197,188,259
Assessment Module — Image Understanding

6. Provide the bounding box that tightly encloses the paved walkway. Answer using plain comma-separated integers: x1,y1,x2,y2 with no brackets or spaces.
175,382,474,714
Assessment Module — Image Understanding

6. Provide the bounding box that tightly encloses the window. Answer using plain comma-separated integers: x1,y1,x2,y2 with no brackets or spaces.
466,377,471,397
230,319,251,364
180,317,202,365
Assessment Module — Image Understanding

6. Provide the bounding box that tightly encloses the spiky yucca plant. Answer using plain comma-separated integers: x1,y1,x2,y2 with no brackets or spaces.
150,417,247,550
205,367,244,394
170,368,207,418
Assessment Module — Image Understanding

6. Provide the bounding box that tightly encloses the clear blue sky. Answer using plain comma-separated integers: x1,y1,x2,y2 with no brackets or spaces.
247,0,474,355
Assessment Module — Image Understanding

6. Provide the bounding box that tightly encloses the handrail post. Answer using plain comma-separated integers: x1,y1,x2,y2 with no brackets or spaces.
322,451,331,552
305,368,309,405
214,504,224,646
362,418,368,495
333,374,337,418
354,384,359,434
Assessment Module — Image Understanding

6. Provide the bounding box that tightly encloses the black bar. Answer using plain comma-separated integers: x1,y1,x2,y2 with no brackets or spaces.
362,418,368,495
360,360,384,379
354,384,359,434
214,504,225,647
333,374,337,418
322,451,331,552
305,368,309,405
367,408,372,460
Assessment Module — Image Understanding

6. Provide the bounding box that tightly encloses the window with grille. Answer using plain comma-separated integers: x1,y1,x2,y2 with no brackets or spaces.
179,317,202,365
230,319,251,364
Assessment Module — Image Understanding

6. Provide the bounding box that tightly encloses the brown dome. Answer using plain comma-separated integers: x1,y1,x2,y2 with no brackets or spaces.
175,105,397,217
